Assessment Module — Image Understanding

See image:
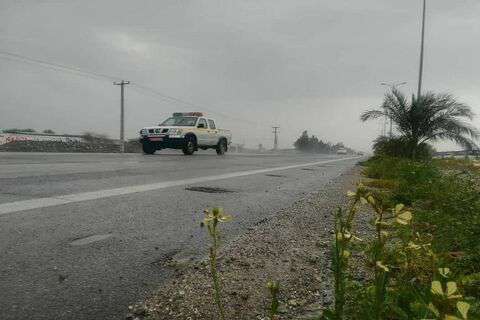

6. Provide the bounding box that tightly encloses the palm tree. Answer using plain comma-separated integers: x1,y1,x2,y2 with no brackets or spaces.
361,89,479,158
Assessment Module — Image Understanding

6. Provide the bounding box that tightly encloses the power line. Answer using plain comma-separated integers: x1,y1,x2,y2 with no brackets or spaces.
0,50,122,81
0,50,264,128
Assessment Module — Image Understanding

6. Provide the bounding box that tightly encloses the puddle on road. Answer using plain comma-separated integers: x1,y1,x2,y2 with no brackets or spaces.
70,234,112,246
185,186,235,193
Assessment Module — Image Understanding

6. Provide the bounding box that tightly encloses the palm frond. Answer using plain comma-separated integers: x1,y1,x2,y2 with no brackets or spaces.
360,109,385,122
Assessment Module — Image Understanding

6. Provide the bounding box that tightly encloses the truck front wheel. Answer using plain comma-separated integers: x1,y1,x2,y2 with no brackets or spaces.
182,135,196,155
142,141,156,155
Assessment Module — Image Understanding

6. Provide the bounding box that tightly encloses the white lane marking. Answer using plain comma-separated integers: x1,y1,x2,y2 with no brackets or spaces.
0,157,359,216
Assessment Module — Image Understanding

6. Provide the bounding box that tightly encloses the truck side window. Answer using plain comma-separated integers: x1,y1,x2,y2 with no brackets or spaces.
208,119,216,129
197,118,207,128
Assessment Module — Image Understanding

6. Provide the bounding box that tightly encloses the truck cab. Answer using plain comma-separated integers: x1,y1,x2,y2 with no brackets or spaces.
139,112,232,155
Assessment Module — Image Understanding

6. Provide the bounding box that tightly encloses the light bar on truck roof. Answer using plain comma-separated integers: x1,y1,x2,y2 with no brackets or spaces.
172,112,204,117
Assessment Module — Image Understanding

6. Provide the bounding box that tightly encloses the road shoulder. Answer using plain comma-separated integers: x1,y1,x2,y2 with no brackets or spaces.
127,166,362,320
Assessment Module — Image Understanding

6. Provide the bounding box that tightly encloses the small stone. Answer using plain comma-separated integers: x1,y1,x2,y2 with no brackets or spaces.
240,292,250,301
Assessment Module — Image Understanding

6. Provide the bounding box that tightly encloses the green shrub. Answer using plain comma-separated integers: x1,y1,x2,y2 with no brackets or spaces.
372,136,435,160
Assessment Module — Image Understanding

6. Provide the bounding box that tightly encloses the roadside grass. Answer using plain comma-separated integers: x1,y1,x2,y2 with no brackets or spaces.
364,157,480,276
358,157,480,316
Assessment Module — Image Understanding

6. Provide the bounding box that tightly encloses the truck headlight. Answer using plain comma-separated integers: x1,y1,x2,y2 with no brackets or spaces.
169,128,184,137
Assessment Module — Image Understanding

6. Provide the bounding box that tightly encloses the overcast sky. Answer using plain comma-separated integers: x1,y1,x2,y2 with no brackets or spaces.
1,0,479,151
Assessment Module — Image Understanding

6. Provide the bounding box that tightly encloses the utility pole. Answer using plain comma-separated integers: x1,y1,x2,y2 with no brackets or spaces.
380,81,407,137
272,126,279,151
113,80,130,153
417,0,426,98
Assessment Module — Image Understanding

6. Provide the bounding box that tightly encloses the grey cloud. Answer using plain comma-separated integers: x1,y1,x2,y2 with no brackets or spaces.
1,0,479,150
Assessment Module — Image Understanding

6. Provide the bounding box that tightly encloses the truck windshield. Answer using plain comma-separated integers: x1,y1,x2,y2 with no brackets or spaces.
160,117,198,126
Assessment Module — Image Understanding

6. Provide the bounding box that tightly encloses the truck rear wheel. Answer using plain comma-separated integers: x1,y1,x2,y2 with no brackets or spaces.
182,135,196,155
142,141,156,155
216,139,227,155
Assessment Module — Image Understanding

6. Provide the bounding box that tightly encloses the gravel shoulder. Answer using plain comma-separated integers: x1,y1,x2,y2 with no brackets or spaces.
128,166,364,320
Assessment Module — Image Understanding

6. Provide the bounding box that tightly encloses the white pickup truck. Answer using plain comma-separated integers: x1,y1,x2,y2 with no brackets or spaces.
139,112,232,155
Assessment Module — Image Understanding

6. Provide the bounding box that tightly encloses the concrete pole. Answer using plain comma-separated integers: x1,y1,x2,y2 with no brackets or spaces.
114,80,130,153
272,126,279,150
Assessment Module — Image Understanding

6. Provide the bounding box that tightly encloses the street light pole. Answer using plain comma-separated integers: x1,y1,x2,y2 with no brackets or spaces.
417,0,426,98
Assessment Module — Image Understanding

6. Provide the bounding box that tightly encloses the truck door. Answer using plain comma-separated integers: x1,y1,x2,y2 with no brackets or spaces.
195,118,209,146
207,119,219,145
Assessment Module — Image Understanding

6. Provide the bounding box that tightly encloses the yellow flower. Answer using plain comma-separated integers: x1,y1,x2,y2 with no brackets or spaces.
394,203,405,214
347,190,356,197
457,301,470,320
431,281,462,299
203,207,233,224
367,195,376,205
376,261,389,272
446,282,462,299
396,211,412,225
431,281,443,296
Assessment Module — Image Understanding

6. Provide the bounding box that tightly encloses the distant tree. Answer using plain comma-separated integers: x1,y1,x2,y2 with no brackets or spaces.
294,131,352,154
294,131,310,151
3,128,36,133
43,129,56,134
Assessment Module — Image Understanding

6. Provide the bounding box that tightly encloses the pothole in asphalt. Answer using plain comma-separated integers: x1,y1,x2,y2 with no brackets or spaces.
151,249,180,269
70,234,112,246
151,249,196,270
265,174,287,178
185,186,235,193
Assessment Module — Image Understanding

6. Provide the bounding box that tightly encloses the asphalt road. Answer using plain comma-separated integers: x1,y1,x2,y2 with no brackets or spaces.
0,151,360,320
